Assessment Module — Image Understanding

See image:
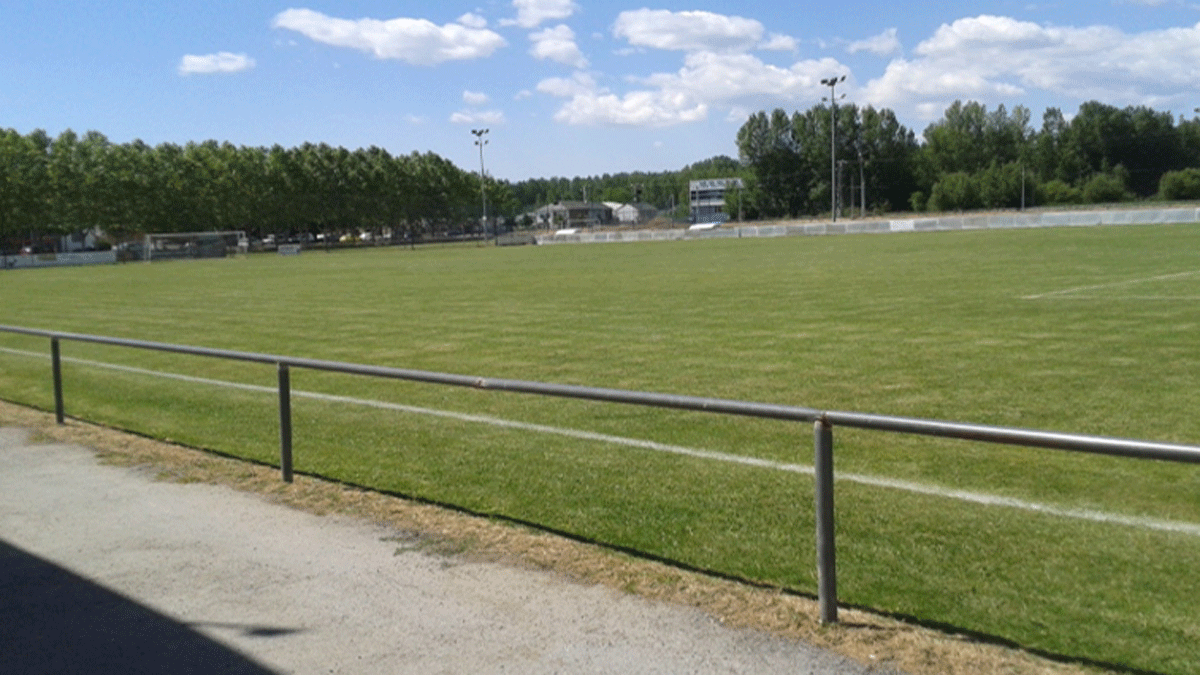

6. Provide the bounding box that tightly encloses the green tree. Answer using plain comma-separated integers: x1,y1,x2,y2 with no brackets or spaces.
104,139,155,241
1064,102,1183,198
917,101,1031,193
1081,167,1133,204
928,172,980,212
1037,180,1082,206
853,106,919,212
736,109,807,218
1158,167,1200,200
0,129,50,254
976,162,1025,209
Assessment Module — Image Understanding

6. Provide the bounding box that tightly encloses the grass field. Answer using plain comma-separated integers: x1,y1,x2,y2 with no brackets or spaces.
3,225,1200,673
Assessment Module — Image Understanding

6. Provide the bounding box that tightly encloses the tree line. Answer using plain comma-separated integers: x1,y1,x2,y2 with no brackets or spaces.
6,98,1200,253
0,129,518,253
735,99,1200,219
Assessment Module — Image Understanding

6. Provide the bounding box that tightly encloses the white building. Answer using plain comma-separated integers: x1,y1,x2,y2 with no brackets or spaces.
688,178,744,223
533,201,613,230
604,202,659,225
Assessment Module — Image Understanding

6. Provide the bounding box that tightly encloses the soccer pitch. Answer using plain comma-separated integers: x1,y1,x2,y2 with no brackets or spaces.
2,224,1199,673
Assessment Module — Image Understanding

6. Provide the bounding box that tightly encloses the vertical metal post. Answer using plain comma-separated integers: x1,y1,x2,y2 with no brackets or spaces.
277,363,293,483
814,416,838,624
51,337,65,424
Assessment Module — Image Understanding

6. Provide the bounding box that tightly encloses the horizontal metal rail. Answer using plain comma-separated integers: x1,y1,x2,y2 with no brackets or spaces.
4,323,1200,624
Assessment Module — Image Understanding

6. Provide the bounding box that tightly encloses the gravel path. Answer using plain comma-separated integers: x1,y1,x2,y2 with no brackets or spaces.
0,427,894,675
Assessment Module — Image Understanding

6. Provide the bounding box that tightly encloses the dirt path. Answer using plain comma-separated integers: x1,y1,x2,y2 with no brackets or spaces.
0,401,1098,674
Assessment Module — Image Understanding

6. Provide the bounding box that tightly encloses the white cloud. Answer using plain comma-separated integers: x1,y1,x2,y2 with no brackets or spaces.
539,52,851,127
847,28,901,56
529,24,588,68
760,33,798,52
457,13,488,29
613,9,765,53
534,12,1200,133
552,89,709,127
536,72,598,97
503,0,577,29
178,52,255,75
450,109,506,124
726,106,754,123
915,15,1056,55
640,52,846,103
463,90,490,106
272,8,506,65
860,15,1200,122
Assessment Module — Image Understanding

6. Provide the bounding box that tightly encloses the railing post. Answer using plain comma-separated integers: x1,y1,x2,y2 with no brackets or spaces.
277,363,293,483
814,416,838,624
51,337,64,424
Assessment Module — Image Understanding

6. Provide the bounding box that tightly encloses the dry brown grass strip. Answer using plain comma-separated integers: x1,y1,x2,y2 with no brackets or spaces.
0,400,1107,675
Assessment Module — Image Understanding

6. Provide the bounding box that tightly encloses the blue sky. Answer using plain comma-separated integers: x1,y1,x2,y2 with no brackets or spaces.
3,1,1200,181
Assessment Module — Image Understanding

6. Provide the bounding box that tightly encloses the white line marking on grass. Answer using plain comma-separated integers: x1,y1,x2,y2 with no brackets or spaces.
3,346,1198,537
1022,295,1200,301
1023,270,1200,300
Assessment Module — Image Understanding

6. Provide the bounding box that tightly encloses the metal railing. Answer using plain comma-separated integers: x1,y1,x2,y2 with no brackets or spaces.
4,323,1200,624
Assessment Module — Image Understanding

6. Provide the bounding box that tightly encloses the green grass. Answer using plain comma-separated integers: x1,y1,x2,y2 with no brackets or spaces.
3,225,1200,672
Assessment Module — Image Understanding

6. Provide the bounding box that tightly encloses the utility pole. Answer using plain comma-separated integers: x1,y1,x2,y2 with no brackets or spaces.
859,150,866,217
471,128,492,245
821,75,846,222
838,160,848,218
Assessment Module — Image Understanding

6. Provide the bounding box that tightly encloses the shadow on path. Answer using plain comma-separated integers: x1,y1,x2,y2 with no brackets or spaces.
0,538,288,675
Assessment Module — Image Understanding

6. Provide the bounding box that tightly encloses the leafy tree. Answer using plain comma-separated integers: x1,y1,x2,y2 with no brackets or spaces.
0,128,49,254
1035,108,1086,185
1064,102,1183,198
853,106,919,213
737,109,805,218
928,172,980,212
977,162,1026,209
103,139,155,241
917,101,1031,193
1037,180,1082,206
736,104,915,218
1081,167,1133,204
1158,168,1200,200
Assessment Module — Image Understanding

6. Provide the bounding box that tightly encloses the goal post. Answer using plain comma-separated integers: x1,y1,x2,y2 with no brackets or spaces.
142,231,246,262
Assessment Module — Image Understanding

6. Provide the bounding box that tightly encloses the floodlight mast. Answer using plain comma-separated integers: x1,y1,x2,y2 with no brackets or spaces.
821,76,846,222
471,128,491,244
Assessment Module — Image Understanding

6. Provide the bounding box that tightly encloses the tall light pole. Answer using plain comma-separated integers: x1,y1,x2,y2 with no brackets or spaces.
471,128,490,244
821,75,846,222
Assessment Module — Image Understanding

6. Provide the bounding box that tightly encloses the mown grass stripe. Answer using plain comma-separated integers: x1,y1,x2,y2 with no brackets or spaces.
1021,269,1200,299
6,345,1197,539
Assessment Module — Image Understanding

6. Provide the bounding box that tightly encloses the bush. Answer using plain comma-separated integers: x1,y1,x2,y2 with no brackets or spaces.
1082,169,1132,204
977,162,1024,209
929,172,981,212
1158,168,1200,200
1037,180,1082,206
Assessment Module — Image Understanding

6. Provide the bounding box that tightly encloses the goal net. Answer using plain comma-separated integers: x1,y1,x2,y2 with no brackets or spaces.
142,231,246,262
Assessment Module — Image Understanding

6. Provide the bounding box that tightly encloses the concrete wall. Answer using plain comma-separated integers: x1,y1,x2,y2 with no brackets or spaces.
535,206,1200,245
2,251,117,270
